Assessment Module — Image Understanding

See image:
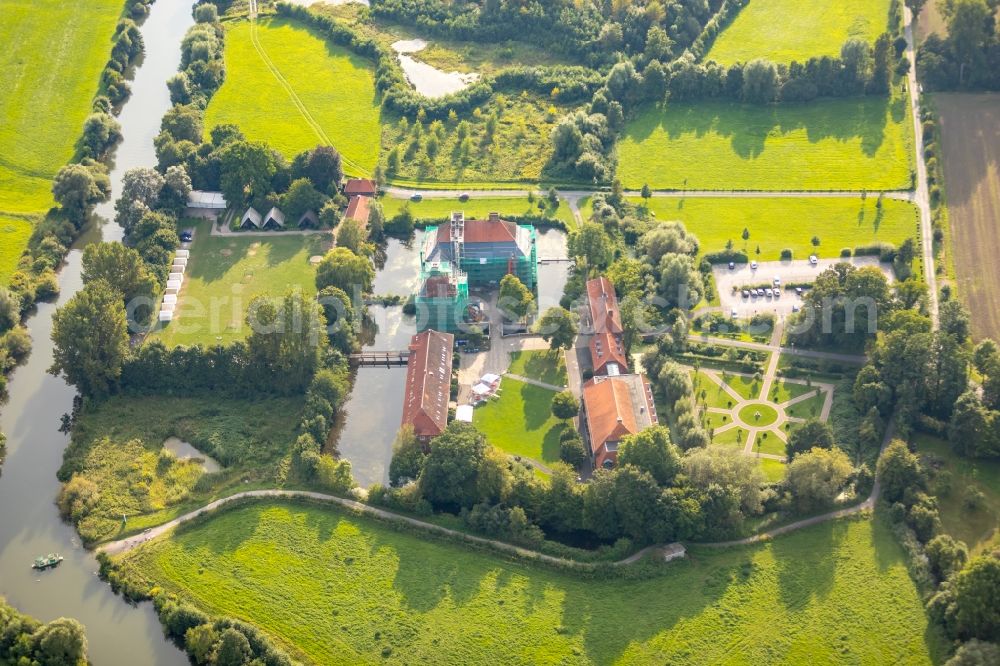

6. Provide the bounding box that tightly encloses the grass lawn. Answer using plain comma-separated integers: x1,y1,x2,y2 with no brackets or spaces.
0,0,123,213
739,403,779,427
60,394,304,544
507,349,567,387
0,214,33,284
703,410,733,432
758,457,787,482
692,370,738,409
752,432,787,457
768,380,818,405
617,96,913,190
149,220,328,347
627,196,919,261
724,372,761,401
473,378,564,464
786,392,827,420
915,434,1000,555
706,0,890,65
382,195,575,228
205,18,381,174
115,500,946,664
712,424,747,448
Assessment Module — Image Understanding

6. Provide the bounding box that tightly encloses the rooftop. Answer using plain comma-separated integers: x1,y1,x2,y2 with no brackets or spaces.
401,329,455,440
582,374,657,460
344,178,377,196
345,195,371,224
586,277,623,335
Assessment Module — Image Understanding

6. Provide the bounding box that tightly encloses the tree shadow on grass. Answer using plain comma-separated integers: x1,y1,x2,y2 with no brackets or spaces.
520,382,556,432
541,422,566,463
626,96,892,161
769,518,841,611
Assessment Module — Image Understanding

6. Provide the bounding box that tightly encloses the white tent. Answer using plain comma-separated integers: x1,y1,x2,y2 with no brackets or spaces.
165,287,179,296
472,383,492,397
163,294,178,304
455,405,474,422
160,302,176,312
168,273,183,282
170,264,185,274
175,249,190,258
166,280,182,290
481,373,501,385
172,256,188,266
158,311,174,322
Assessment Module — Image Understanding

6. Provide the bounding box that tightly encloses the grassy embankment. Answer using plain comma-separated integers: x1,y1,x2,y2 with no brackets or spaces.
0,0,124,280
115,500,948,665
617,95,914,191
61,395,304,544
148,219,327,348
706,0,890,65
205,17,381,174
611,196,920,261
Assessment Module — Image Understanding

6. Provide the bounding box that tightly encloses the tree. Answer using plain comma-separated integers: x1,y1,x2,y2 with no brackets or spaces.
217,140,278,208
212,628,252,666
293,145,343,195
658,253,703,309
741,59,779,103
335,218,367,255
161,103,203,143
945,0,994,84
81,112,122,157
418,422,489,511
315,247,375,296
683,447,765,515
946,640,1000,665
952,554,1000,641
877,439,925,504
583,466,667,543
559,432,588,467
498,274,535,321
551,390,579,420
34,617,89,666
785,447,853,512
160,164,192,214
535,306,579,351
0,288,21,333
640,183,652,202
245,290,325,394
282,177,325,223
115,167,165,233
617,425,681,486
184,624,218,664
638,222,699,264
82,243,158,321
50,280,128,398
53,162,111,222
926,534,969,580
389,426,425,486
568,222,613,268
785,419,835,459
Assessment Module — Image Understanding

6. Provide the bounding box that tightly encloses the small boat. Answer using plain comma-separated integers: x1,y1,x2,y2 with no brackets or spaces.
31,554,63,570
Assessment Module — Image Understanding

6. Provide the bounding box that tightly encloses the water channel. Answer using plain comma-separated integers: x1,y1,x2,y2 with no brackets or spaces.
0,1,194,663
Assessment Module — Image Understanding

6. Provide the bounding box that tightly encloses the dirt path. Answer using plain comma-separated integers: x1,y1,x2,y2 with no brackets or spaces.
904,6,939,326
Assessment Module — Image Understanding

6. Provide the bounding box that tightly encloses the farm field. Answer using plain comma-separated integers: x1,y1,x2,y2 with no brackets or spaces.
149,220,328,348
205,18,381,174
60,395,303,544
706,0,890,65
915,434,1000,555
617,96,914,190
0,0,124,272
115,500,946,665
933,93,1000,340
473,378,564,465
382,195,575,227
625,196,919,261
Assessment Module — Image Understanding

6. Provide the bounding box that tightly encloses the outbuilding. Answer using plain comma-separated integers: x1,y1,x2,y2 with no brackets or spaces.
263,207,285,230
298,210,319,229
241,207,262,229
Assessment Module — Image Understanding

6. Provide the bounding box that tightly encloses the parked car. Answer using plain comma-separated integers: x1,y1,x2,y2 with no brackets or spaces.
731,307,738,318
765,288,773,297
792,304,801,313
728,261,735,270
749,290,757,299
179,230,193,242
410,193,423,202
795,287,804,296
757,289,766,297
459,192,470,202
809,254,818,265
742,289,750,298
773,276,781,286
750,260,759,270
773,289,781,298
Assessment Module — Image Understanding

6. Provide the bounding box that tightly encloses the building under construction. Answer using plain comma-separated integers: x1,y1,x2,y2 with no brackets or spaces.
414,212,537,332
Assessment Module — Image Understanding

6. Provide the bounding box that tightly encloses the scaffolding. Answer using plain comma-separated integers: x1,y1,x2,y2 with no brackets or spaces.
423,214,538,289
414,261,469,333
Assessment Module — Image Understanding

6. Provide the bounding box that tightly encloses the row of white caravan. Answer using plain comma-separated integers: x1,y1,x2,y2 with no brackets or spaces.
158,249,191,322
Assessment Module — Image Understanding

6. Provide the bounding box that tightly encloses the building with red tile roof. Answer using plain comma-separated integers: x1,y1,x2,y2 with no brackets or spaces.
589,330,629,376
581,374,657,469
421,212,537,289
401,330,455,442
344,178,377,197
344,195,371,225
586,276,623,335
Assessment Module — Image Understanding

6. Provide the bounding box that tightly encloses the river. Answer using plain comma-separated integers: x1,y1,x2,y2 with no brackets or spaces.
0,1,193,664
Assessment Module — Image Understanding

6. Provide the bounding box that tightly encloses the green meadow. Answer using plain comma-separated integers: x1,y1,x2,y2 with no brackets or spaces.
707,0,890,65
205,18,381,174
473,378,564,465
617,97,913,190
382,195,576,227
149,220,327,348
116,501,946,665
0,0,124,271
624,196,918,261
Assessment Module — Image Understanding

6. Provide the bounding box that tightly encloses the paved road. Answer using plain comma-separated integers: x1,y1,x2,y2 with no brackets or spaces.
904,6,939,326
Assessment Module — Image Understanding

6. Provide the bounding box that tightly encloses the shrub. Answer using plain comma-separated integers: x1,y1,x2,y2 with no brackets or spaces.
780,248,792,260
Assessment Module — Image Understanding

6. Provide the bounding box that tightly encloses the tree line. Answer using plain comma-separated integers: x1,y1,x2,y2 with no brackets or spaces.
916,0,1000,91
0,597,88,666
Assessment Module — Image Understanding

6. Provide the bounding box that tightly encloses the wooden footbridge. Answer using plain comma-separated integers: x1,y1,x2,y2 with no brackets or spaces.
350,350,410,367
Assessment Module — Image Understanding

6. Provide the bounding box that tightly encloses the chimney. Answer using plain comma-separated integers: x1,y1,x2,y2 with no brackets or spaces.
488,212,500,222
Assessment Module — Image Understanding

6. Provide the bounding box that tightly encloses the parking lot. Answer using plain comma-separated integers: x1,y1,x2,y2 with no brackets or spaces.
713,256,894,318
